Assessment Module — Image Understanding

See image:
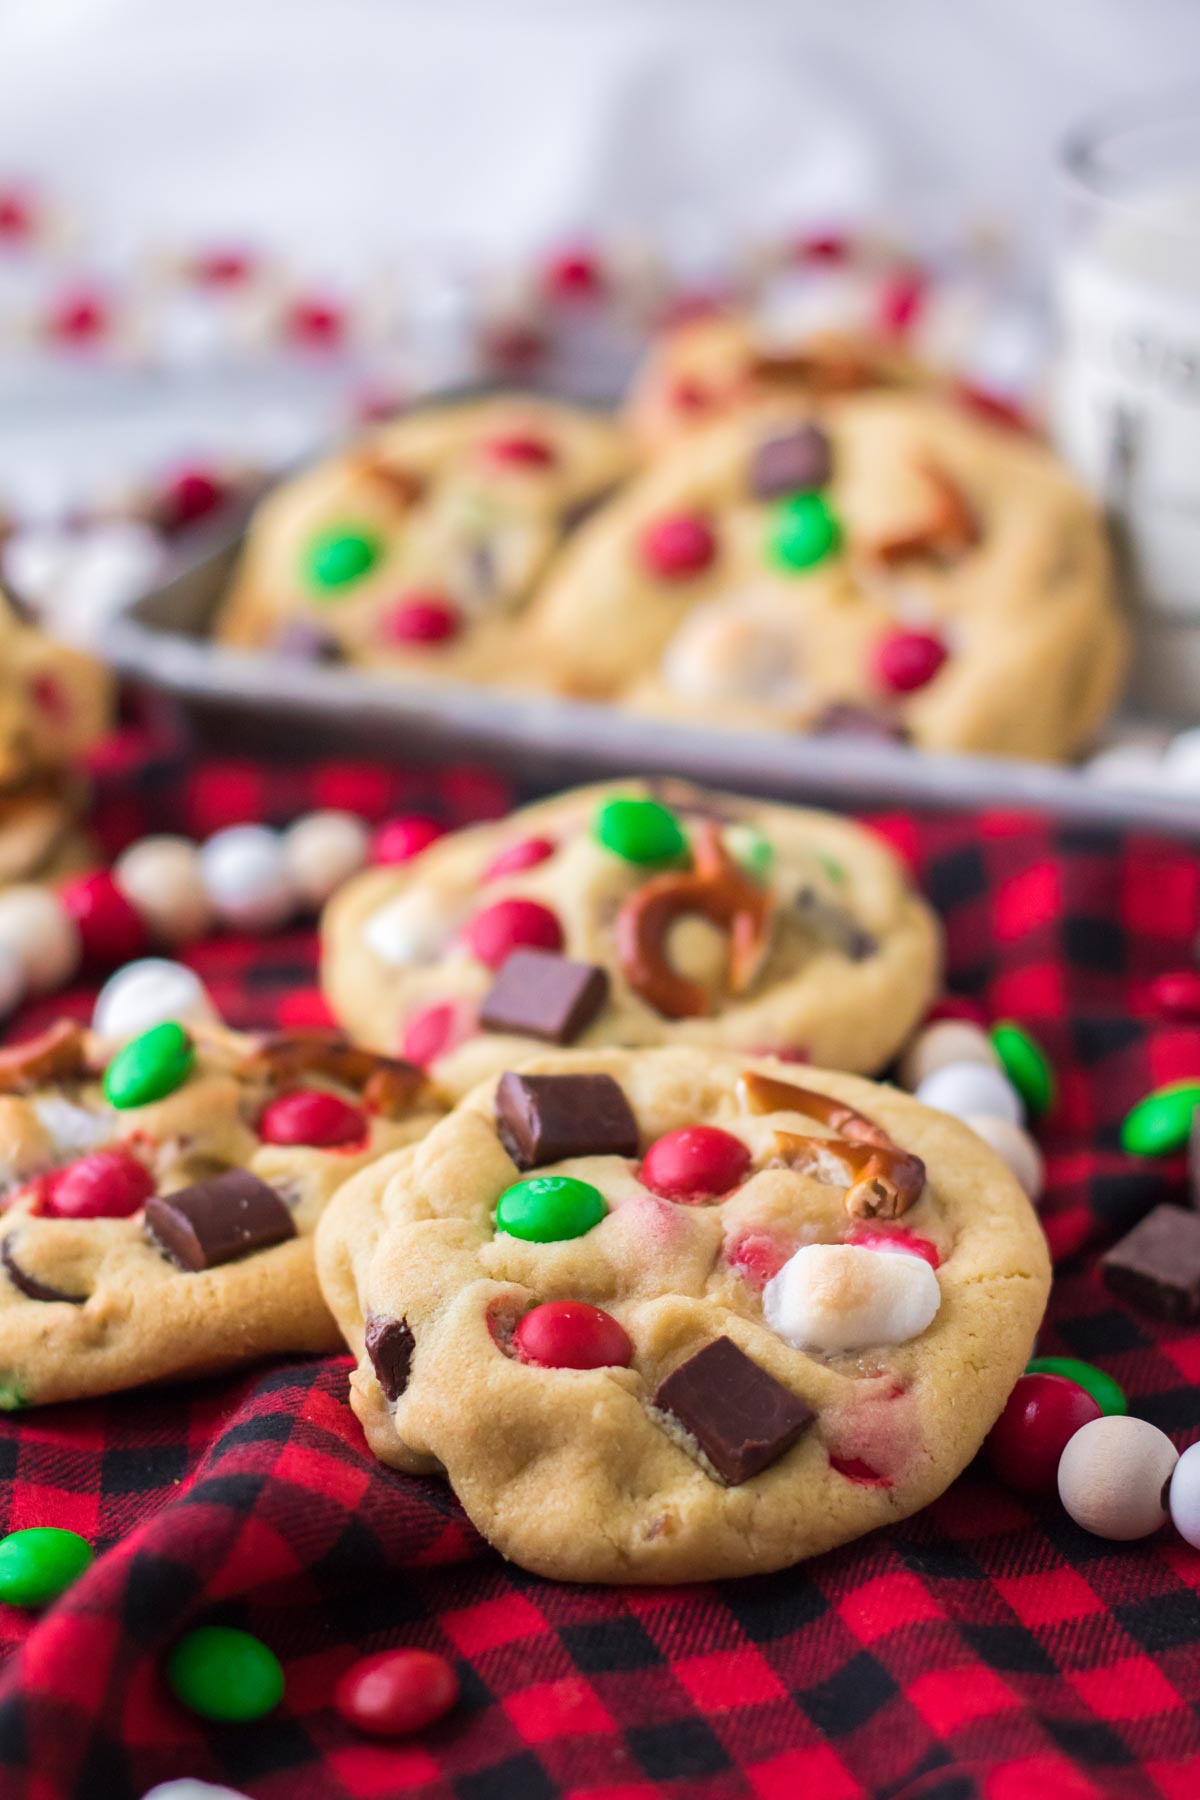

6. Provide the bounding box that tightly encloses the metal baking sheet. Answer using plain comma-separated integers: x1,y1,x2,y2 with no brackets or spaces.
104,530,1200,839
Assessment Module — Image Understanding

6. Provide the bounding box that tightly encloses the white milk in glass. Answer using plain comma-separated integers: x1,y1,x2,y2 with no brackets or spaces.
1052,124,1200,721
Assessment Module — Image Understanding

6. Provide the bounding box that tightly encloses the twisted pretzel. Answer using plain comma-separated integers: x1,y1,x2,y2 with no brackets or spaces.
238,1029,424,1118
871,460,978,567
740,1068,925,1218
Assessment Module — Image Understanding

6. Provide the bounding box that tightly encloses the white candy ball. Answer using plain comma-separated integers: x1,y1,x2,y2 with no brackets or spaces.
898,1021,998,1093
114,836,213,945
140,1784,251,1800
1167,1440,1200,1549
763,1242,940,1353
92,958,219,1046
364,888,452,967
200,826,295,932
0,942,25,1020
1057,1415,1177,1540
1162,727,1200,792
963,1114,1045,1203
282,810,370,909
0,886,81,992
915,1060,1024,1126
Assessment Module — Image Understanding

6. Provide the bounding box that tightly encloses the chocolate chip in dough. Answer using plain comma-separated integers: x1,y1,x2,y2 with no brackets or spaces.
480,949,609,1045
653,1336,814,1485
495,1070,639,1171
364,1314,415,1401
146,1170,295,1271
1,1237,87,1305
750,424,832,500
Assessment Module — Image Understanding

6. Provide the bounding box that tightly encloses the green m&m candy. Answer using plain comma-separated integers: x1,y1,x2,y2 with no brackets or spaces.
103,1021,195,1110
0,1527,93,1608
991,1021,1055,1118
1121,1081,1200,1157
768,492,842,573
593,797,687,866
1026,1356,1127,1418
168,1625,285,1723
305,526,382,593
496,1175,607,1243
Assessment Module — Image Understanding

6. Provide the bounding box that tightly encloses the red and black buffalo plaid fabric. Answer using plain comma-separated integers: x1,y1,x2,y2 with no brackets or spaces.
1,735,1199,1800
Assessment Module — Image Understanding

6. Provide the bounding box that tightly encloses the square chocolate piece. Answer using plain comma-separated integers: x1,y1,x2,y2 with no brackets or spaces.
653,1336,814,1485
750,423,832,499
1102,1203,1200,1323
480,949,609,1045
495,1071,639,1171
146,1170,295,1272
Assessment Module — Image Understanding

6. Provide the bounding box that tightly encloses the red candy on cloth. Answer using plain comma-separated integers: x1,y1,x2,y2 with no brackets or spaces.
335,1647,459,1738
641,1125,751,1201
372,813,447,864
986,1372,1103,1497
2,758,1200,1799
59,872,147,967
257,1089,366,1149
39,1148,154,1220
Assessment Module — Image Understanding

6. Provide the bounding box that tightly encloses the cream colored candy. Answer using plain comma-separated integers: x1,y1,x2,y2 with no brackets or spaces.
283,811,370,909
898,1020,999,1092
0,886,81,991
1057,1415,1178,1540
915,1060,1023,1126
200,825,295,931
964,1114,1045,1203
363,888,455,968
114,836,214,944
92,958,219,1046
763,1242,940,1353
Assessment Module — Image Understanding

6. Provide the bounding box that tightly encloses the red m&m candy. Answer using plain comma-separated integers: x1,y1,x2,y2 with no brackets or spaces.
641,1127,751,1202
382,595,461,646
986,1372,1102,1497
159,466,226,533
873,628,948,695
461,897,563,970
847,1225,941,1268
60,872,147,967
483,433,557,470
372,815,447,865
400,1001,474,1069
483,836,556,882
514,1301,633,1369
42,1149,154,1220
257,1089,366,1149
638,512,717,579
335,1648,458,1738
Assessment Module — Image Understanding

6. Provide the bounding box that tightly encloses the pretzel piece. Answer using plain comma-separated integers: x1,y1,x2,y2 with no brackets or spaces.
740,1068,925,1218
0,1021,91,1094
871,460,979,567
616,824,775,1020
237,1029,424,1118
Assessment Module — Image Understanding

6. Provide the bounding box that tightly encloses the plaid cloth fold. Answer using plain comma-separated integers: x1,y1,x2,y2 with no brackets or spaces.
0,747,1198,1800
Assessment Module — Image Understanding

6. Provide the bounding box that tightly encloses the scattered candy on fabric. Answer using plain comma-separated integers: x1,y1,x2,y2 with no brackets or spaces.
335,1648,459,1739
962,1114,1045,1202
140,1783,252,1800
113,837,213,944
1121,1083,1200,1157
990,1020,1055,1117
897,1019,999,1092
640,1127,751,1202
1167,1440,1200,1549
1149,969,1200,1023
103,1021,196,1110
200,825,296,931
514,1301,633,1369
92,959,218,1046
0,886,80,992
1027,1356,1126,1416
1057,1415,1177,1540
495,1174,607,1243
282,810,370,907
915,1060,1024,1126
763,1243,940,1353
372,814,447,865
986,1372,1102,1497
59,872,147,967
0,1526,92,1607
167,1625,285,1722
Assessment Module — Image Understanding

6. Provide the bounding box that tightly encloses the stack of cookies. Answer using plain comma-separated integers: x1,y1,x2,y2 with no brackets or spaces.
215,313,1127,764
0,593,113,890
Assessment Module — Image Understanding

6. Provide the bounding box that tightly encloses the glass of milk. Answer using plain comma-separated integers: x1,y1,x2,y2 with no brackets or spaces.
1052,98,1200,719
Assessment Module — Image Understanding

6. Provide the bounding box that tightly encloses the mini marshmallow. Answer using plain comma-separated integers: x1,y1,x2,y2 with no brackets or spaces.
93,958,219,1046
662,599,808,707
763,1242,940,1353
364,888,454,967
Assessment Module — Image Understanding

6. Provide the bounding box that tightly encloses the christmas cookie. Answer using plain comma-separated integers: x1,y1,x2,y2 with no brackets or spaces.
320,779,941,1098
624,310,931,453
316,1045,1050,1582
0,1018,439,1405
217,396,630,680
528,394,1125,761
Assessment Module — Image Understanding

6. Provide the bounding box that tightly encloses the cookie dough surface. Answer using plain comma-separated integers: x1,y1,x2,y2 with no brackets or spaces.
0,1020,439,1405
321,779,941,1098
317,1045,1050,1583
217,395,630,682
528,393,1125,761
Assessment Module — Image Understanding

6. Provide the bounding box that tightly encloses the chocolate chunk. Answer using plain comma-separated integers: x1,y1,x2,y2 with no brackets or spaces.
795,887,877,961
273,620,344,664
750,424,831,499
146,1170,295,1271
364,1314,415,1401
654,1336,814,1485
495,1071,639,1171
811,702,910,744
1,1237,87,1305
480,950,609,1045
1103,1204,1200,1322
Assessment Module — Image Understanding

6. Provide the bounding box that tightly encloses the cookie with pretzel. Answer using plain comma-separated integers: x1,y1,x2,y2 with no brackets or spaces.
316,1045,1050,1582
320,779,941,1100
527,392,1125,761
0,1018,439,1405
217,395,630,680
